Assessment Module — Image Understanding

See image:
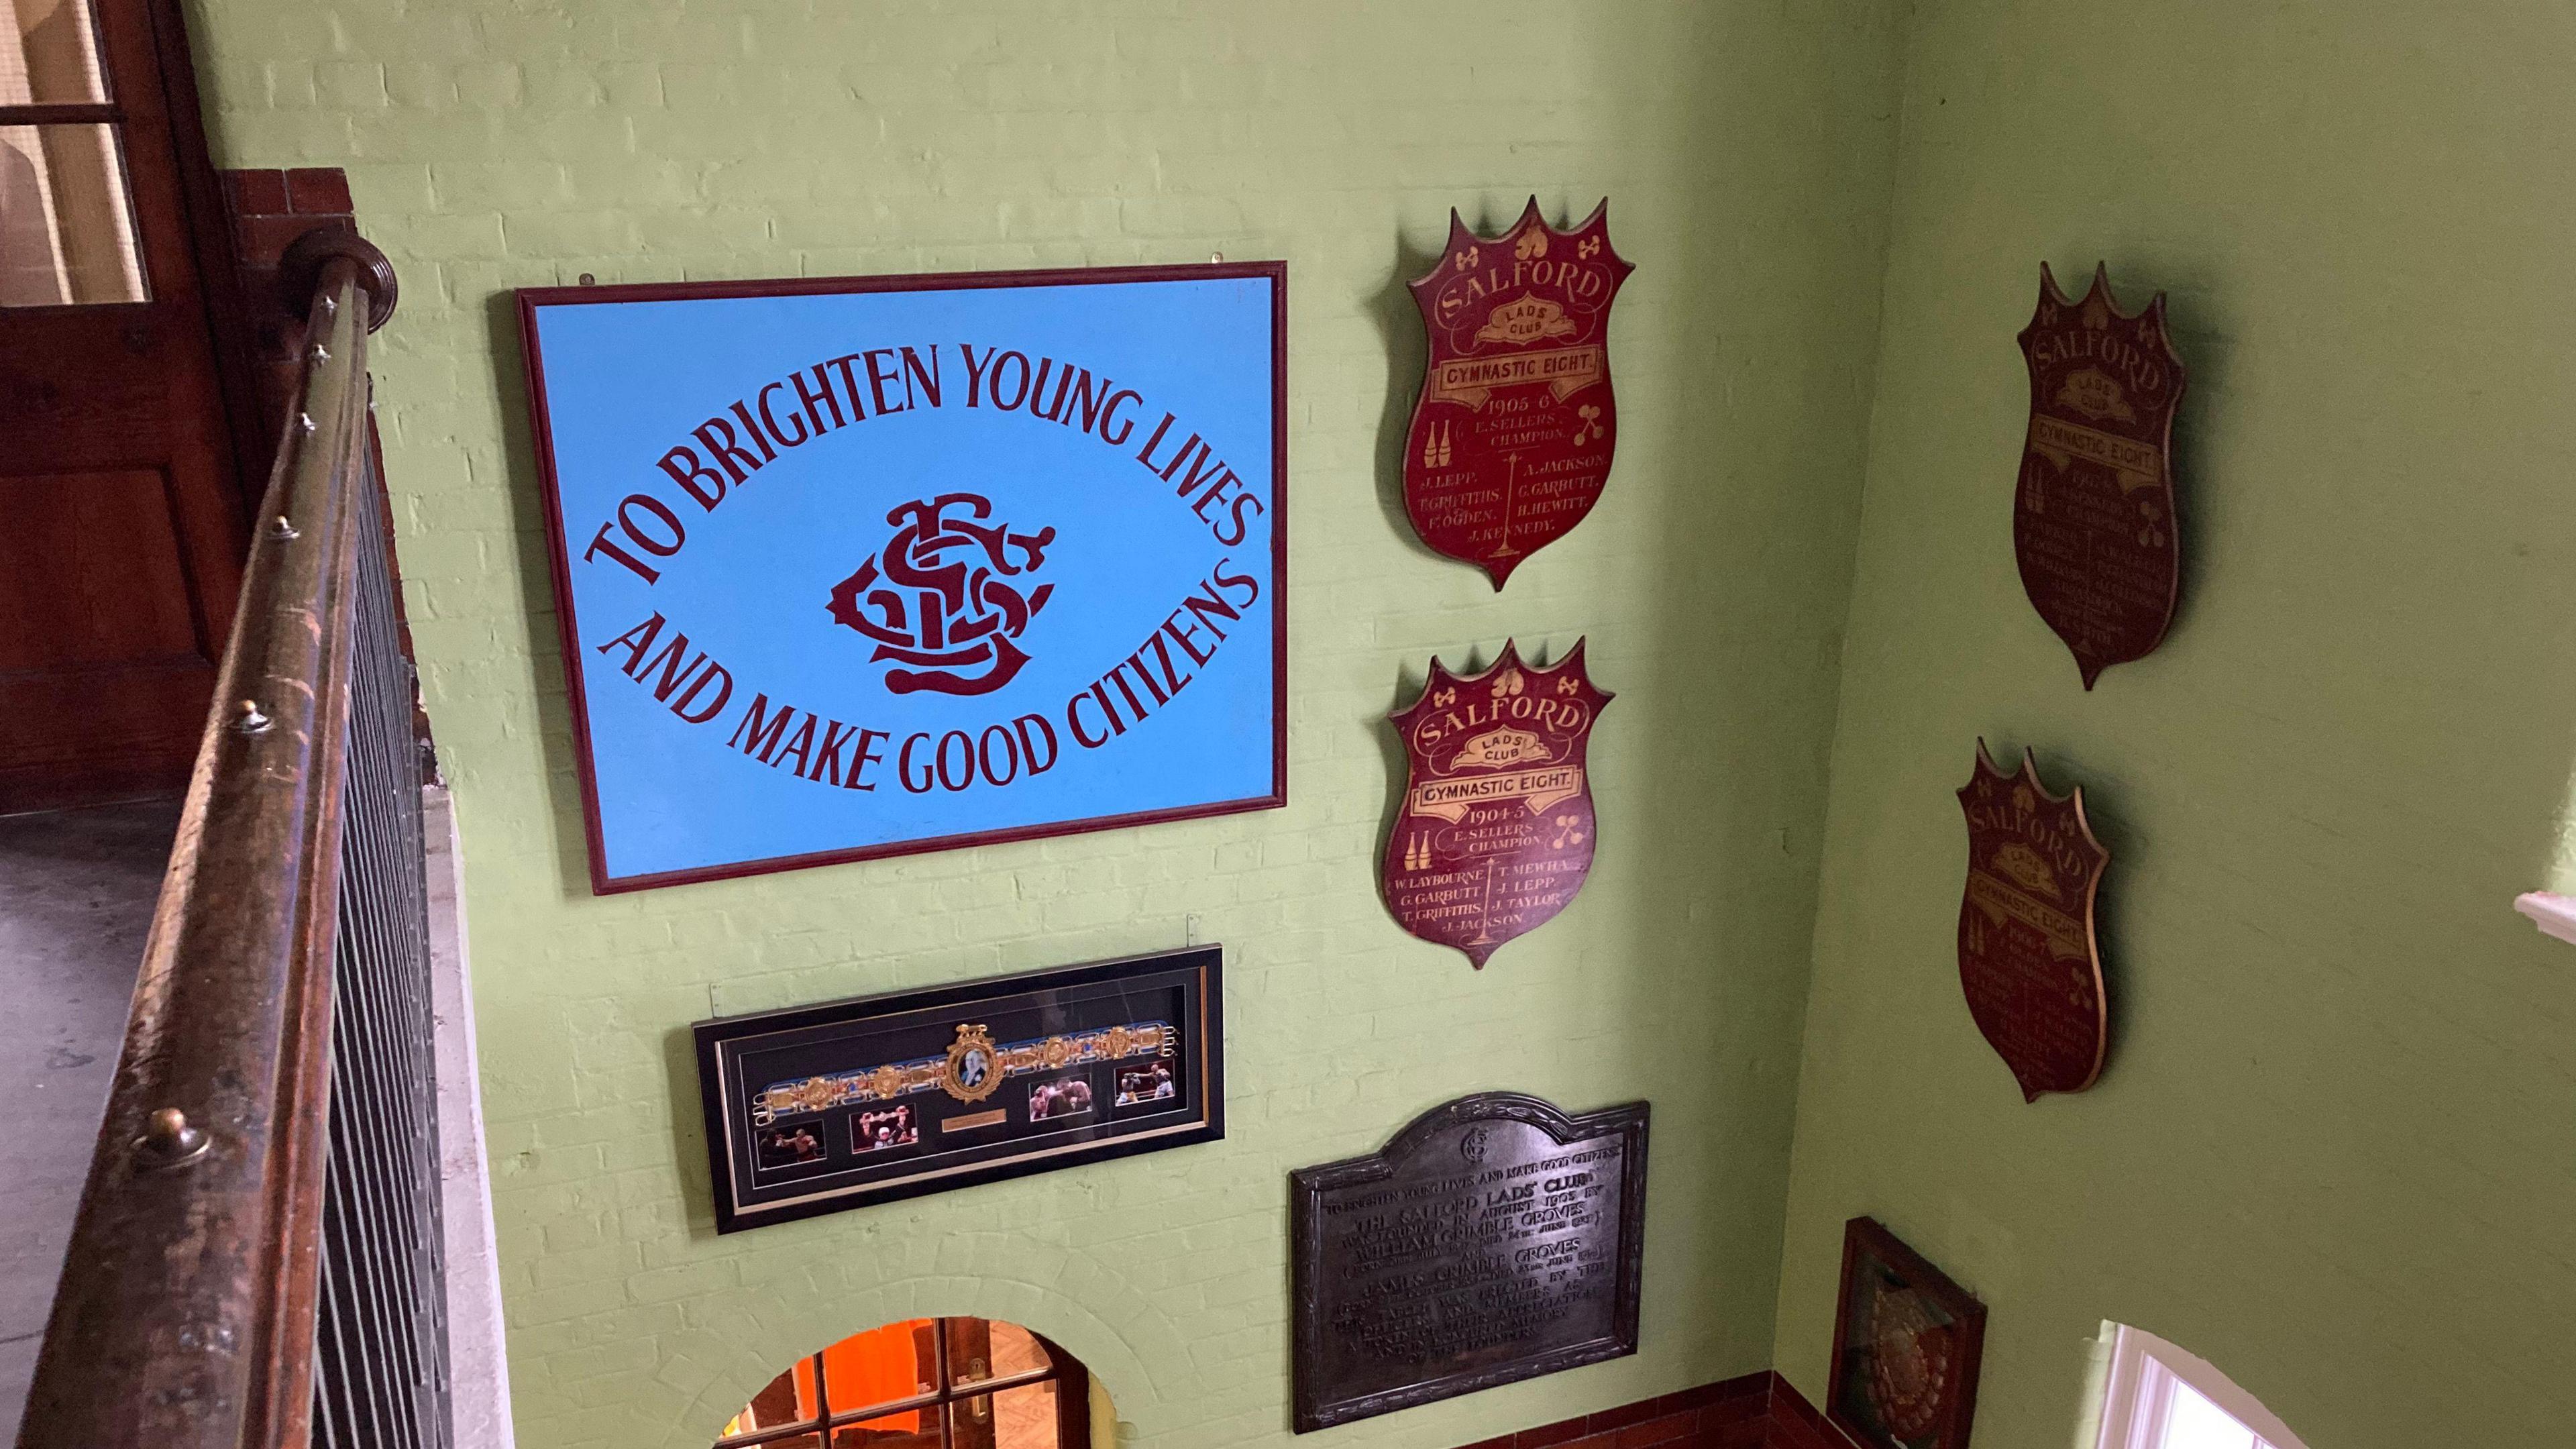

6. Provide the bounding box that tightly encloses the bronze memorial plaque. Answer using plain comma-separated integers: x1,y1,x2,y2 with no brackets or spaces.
2014,262,2186,688
1289,1092,1648,1432
1956,741,2109,1102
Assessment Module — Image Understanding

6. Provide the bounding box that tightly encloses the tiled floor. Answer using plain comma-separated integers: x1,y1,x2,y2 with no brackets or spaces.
0,798,176,1442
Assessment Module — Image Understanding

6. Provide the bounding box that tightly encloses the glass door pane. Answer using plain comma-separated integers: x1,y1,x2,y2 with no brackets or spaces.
1,0,110,104
991,1382,1060,1449
829,1419,941,1449
0,121,145,303
947,1320,1050,1389
953,1383,1058,1449
821,1318,939,1416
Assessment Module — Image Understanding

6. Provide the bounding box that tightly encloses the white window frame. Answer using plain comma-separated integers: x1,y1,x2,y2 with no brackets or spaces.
2087,1323,2310,1449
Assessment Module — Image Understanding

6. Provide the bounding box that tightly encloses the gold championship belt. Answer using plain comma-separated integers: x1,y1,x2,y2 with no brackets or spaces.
752,1020,1175,1125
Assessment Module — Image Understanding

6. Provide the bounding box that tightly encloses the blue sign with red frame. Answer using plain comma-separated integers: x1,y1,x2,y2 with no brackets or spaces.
518,264,1286,893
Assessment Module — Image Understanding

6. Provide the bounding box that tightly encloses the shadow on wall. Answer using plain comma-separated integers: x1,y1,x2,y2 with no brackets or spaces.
1597,0,1901,1373
481,289,597,899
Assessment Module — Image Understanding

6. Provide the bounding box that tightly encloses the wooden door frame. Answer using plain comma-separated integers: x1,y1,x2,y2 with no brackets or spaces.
2,0,425,811
135,0,266,512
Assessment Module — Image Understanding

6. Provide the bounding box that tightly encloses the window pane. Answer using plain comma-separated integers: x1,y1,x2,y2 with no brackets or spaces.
1,0,109,105
830,1419,939,1449
1,122,145,305
996,1383,1062,1449
948,1385,1059,1449
995,1322,1053,1380
820,1319,936,1415
947,1318,1051,1389
2162,1379,2257,1449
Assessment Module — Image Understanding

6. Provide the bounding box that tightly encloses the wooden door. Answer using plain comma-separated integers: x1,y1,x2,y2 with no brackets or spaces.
0,0,244,810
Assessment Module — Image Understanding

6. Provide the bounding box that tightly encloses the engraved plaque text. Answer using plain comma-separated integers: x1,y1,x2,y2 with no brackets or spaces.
1289,1092,1648,1431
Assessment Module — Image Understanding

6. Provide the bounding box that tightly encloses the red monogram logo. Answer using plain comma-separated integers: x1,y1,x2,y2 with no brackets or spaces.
827,493,1056,696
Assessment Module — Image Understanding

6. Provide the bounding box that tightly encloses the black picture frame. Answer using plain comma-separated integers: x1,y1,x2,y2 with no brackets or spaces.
1288,1092,1650,1432
694,946,1224,1233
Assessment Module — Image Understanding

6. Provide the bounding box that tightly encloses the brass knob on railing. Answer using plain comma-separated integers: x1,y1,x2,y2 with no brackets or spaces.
137,1108,211,1170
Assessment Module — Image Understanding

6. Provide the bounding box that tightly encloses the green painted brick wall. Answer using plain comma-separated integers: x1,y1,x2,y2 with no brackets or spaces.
183,3,1904,1446
1773,2,2576,1446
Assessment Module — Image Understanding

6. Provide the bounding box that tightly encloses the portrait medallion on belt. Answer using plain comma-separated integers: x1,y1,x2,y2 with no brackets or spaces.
941,1023,1004,1104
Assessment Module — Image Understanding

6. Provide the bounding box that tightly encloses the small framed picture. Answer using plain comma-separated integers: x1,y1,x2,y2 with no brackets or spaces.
755,1123,829,1170
1026,1075,1095,1122
1116,1062,1176,1107
1827,1217,1988,1449
851,1104,918,1153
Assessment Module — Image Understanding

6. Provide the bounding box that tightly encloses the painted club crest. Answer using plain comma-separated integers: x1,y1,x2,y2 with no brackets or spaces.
2015,263,2186,688
1955,742,2109,1102
1383,640,1611,967
1403,199,1633,589
827,492,1056,696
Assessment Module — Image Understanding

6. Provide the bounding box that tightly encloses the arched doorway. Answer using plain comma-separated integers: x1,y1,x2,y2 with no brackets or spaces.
715,1317,1104,1449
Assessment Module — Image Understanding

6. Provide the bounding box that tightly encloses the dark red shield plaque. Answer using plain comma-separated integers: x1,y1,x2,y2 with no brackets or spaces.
2015,263,2186,688
1383,641,1611,967
1403,199,1633,589
1955,742,2108,1101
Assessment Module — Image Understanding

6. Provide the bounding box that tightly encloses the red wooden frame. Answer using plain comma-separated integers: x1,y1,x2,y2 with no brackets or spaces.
1825,1217,1987,1449
514,261,1289,894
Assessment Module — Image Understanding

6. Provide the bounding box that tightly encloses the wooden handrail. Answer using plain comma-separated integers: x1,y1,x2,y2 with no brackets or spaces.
17,237,396,1449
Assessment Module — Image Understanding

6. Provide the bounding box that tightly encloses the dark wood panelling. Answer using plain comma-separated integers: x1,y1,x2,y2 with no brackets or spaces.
0,469,201,669
0,0,249,811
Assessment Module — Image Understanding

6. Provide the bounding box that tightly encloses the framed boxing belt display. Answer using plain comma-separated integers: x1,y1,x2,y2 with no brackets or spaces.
693,947,1222,1232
